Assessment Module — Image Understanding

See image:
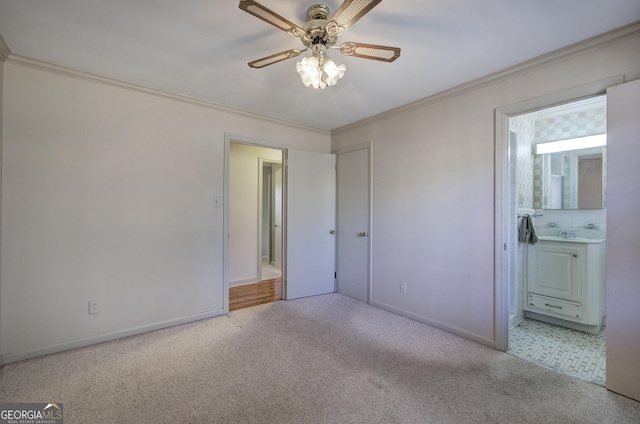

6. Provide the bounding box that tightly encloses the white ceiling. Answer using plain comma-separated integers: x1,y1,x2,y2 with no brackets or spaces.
1,0,639,131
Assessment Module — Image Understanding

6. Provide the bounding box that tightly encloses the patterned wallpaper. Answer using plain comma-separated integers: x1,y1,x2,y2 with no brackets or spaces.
534,104,606,143
509,114,536,209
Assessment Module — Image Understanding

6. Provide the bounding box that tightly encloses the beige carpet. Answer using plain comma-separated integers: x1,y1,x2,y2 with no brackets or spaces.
1,293,639,423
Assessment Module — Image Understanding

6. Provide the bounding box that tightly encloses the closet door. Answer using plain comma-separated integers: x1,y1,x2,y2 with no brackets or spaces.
606,79,640,402
336,146,370,302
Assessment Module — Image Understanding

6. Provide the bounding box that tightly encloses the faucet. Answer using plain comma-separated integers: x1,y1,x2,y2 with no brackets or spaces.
557,230,577,238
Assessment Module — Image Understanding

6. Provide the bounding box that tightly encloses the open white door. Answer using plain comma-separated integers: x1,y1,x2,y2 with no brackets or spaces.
286,149,336,300
605,79,640,402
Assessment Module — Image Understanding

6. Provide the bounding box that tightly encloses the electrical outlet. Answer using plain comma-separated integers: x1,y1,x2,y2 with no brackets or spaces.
89,300,99,314
400,282,407,293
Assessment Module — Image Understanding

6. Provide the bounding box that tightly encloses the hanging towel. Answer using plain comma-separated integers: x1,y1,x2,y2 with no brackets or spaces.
518,214,538,244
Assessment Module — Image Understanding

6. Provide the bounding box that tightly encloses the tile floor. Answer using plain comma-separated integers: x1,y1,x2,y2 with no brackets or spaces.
508,318,606,385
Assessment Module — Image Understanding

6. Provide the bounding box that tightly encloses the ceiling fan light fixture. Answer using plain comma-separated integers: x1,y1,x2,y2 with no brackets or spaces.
296,45,346,89
240,1,399,87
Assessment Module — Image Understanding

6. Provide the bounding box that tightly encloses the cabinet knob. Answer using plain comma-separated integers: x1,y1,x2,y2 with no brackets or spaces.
573,254,578,257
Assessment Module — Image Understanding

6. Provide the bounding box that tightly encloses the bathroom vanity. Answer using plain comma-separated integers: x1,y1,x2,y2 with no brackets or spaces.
525,236,605,334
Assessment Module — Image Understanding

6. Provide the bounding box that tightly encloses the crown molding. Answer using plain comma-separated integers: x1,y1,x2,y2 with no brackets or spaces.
332,20,640,135
0,33,10,61
4,53,329,136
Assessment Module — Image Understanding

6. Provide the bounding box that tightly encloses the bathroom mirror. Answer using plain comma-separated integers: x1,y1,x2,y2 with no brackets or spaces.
513,95,607,211
537,146,605,210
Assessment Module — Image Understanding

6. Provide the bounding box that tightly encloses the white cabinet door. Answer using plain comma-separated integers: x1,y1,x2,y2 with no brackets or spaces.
527,243,582,302
606,79,640,401
285,149,336,300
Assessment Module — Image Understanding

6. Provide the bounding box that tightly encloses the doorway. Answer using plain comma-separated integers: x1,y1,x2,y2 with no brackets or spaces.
506,95,607,385
494,76,622,382
224,134,338,311
260,160,282,282
228,141,284,310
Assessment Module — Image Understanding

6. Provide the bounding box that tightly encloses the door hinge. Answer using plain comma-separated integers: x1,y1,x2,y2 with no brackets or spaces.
504,243,507,251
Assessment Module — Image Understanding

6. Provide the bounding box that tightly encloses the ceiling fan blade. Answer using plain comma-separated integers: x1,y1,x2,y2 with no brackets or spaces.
248,49,303,69
327,0,382,35
239,0,304,37
339,42,400,62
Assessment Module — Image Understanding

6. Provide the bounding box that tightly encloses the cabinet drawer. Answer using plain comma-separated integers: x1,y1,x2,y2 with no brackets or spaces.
527,293,582,320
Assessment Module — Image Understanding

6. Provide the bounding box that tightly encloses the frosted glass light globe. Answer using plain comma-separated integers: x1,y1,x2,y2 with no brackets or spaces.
296,55,346,89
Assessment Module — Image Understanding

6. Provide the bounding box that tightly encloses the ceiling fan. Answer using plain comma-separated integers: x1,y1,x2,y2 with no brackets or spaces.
239,0,401,89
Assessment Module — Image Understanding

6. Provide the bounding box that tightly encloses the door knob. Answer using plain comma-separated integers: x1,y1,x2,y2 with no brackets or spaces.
358,232,368,237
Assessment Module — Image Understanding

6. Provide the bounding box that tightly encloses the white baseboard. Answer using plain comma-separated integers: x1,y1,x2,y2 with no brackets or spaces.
229,277,260,287
1,309,226,365
371,300,496,348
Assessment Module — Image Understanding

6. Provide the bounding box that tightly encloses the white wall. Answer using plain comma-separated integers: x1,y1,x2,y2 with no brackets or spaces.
1,60,330,362
331,30,640,347
229,143,281,286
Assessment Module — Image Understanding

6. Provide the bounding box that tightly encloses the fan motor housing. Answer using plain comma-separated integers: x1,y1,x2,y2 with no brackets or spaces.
301,4,337,48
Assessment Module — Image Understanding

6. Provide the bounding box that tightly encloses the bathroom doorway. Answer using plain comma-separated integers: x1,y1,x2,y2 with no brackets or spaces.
507,95,608,385
494,77,621,386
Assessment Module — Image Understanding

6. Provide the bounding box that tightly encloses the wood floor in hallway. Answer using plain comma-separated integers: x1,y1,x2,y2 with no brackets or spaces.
229,278,282,311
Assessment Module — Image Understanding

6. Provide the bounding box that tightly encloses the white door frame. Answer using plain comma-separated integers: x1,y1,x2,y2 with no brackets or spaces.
493,76,622,351
224,133,289,313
